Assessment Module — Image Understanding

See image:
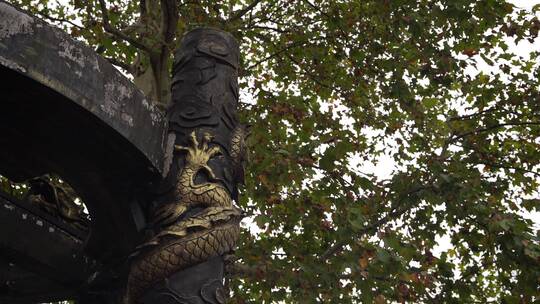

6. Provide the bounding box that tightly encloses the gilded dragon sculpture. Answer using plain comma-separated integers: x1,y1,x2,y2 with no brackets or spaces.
126,131,244,302
125,28,246,304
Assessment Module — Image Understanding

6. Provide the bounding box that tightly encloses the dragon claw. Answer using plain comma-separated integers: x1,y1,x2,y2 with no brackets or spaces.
207,146,222,158
174,145,188,153
203,132,213,142
189,131,199,147
201,132,213,150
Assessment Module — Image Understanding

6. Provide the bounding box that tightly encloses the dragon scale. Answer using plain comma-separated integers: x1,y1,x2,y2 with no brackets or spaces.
126,131,244,303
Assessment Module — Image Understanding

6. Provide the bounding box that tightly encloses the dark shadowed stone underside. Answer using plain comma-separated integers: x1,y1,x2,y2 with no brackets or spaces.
0,1,168,302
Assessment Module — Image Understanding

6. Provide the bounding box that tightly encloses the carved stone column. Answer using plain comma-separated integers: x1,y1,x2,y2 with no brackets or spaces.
125,28,246,304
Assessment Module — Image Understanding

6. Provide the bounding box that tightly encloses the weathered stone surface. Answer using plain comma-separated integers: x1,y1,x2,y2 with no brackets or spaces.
0,2,169,302
0,1,167,170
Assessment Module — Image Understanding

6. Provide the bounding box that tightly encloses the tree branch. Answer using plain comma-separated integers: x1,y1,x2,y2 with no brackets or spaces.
303,0,350,44
477,161,540,178
244,39,308,71
228,0,262,22
35,12,84,30
160,0,179,45
140,0,147,17
447,106,520,122
227,262,282,282
248,25,291,34
449,121,540,143
97,0,154,53
104,56,134,73
253,32,339,92
320,185,430,261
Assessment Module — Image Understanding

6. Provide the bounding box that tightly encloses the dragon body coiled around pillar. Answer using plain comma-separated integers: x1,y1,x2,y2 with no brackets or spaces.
125,131,245,303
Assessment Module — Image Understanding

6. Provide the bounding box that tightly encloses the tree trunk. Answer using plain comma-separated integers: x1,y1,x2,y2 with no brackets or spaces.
132,0,174,106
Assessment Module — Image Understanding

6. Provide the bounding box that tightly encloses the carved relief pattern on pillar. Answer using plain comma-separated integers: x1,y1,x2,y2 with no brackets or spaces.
126,28,246,304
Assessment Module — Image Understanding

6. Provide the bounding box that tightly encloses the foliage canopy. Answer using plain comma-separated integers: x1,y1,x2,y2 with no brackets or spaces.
5,0,540,302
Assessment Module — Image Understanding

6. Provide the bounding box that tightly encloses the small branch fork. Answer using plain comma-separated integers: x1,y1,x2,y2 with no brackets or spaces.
228,0,263,22
36,12,84,29
103,56,134,73
97,0,154,53
447,121,540,144
320,185,430,261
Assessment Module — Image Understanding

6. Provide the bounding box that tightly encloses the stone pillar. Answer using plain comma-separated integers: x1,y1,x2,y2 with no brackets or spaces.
125,28,246,304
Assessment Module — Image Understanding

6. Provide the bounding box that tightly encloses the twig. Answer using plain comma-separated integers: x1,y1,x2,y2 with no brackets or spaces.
320,185,429,261
448,121,540,143
249,25,291,34
227,262,281,281
477,161,540,178
36,12,84,29
228,0,263,22
253,32,338,92
447,107,520,122
104,56,133,73
245,39,308,71
303,0,350,45
97,0,154,53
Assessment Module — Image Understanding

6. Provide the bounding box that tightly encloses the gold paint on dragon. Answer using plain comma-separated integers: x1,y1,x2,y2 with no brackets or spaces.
125,131,244,303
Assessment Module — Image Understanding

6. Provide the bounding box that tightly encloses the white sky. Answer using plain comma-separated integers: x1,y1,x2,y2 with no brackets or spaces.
510,0,540,9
